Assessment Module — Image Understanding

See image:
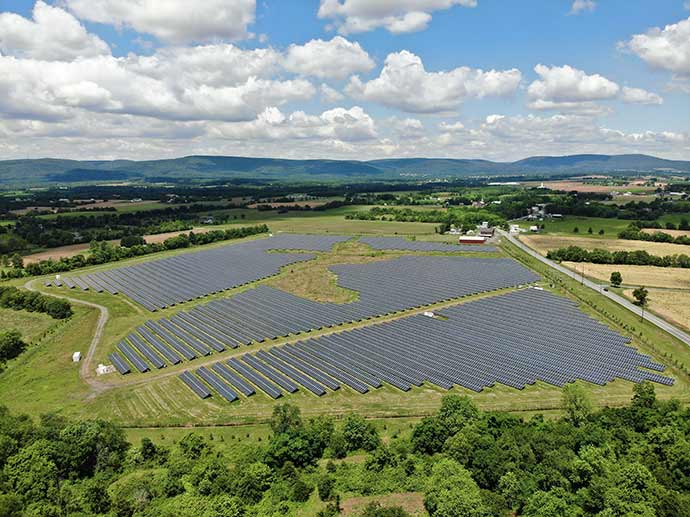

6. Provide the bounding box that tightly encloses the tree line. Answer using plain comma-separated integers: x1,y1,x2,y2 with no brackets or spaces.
1,384,688,516
1,225,269,280
546,245,690,269
618,223,690,246
0,286,72,319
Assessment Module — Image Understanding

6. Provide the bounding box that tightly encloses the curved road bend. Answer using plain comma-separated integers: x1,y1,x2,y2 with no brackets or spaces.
499,230,690,348
25,279,110,392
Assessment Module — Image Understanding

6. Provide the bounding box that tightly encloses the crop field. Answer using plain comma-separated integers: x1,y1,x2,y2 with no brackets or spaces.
22,227,210,263
521,234,690,256
524,180,656,194
623,288,690,333
562,262,690,289
643,228,690,238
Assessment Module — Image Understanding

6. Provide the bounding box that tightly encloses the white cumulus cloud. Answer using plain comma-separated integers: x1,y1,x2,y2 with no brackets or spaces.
621,86,663,105
284,36,375,79
317,0,477,34
528,64,620,102
66,0,256,44
346,50,521,113
527,64,662,111
623,16,690,75
0,53,315,123
0,1,109,60
211,105,377,142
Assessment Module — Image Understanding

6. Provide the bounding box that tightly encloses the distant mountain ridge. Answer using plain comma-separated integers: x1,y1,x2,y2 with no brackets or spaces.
0,153,689,186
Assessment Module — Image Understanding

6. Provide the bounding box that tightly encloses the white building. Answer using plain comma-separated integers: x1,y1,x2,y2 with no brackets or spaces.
72,352,81,362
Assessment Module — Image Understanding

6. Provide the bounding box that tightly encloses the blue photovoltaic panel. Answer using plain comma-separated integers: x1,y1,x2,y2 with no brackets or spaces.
241,354,299,393
116,341,149,373
255,350,327,396
57,234,351,310
128,334,165,369
178,289,673,403
196,367,238,402
180,371,211,399
108,352,130,375
211,363,255,397
120,255,539,374
227,357,283,399
360,236,497,253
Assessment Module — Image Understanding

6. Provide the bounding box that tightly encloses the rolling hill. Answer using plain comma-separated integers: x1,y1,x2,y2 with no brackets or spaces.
0,153,689,186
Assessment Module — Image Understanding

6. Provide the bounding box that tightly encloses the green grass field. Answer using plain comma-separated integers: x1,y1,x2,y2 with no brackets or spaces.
512,216,631,238
0,307,57,342
1,214,688,439
512,213,690,238
657,212,690,227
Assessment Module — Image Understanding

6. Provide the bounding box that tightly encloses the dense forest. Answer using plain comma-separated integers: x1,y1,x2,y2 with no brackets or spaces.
0,384,688,516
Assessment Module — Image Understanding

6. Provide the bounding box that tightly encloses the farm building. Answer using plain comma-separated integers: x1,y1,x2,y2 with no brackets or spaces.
458,236,487,244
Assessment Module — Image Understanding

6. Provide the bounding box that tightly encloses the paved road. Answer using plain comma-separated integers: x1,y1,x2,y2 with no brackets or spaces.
500,230,690,348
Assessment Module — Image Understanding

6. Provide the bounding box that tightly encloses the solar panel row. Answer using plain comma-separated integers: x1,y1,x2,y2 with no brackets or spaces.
47,234,352,310
111,256,538,374
177,288,673,403
359,236,497,252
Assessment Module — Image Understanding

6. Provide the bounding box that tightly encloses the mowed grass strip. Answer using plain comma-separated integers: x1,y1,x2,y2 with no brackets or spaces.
522,234,690,256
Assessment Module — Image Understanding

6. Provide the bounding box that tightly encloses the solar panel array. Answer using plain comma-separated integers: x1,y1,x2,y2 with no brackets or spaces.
109,256,539,373
359,236,497,252
46,234,351,311
177,288,672,403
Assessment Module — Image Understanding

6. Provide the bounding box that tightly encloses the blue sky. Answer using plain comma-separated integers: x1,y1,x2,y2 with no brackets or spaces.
0,0,688,161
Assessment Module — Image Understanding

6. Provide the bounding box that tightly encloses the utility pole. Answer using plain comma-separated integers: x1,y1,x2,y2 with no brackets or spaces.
581,263,585,285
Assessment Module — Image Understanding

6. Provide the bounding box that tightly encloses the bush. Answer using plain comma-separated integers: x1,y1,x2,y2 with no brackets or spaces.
120,235,146,247
0,330,26,363
317,475,335,501
291,479,313,502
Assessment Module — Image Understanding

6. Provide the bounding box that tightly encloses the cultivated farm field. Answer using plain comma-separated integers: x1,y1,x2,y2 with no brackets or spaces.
562,262,690,289
521,234,690,257
623,288,690,333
